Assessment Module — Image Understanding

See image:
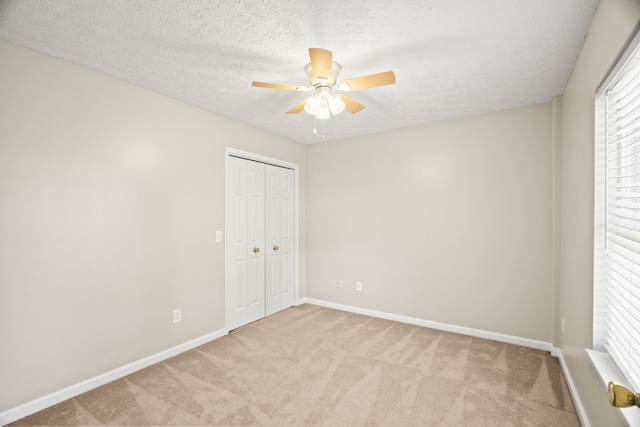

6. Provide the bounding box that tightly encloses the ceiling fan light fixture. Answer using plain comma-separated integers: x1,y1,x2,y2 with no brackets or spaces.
251,48,396,131
316,103,330,120
304,94,322,115
328,94,346,115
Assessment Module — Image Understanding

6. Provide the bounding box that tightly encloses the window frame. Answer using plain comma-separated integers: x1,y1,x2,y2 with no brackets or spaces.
590,21,640,427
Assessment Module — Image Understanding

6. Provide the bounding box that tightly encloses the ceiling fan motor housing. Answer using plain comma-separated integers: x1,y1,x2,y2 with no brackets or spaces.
305,62,342,86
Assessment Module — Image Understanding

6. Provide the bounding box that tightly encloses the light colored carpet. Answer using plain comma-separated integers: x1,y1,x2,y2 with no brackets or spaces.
11,304,580,426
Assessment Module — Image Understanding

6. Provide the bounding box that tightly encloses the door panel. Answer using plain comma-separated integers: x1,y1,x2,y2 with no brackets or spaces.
246,161,265,323
225,159,247,330
225,156,265,330
265,165,295,316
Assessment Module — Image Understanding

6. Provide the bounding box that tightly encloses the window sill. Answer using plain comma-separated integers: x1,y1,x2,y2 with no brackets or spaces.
586,349,640,427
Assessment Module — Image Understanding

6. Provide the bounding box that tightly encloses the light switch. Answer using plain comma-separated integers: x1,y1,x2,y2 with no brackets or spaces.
216,231,223,242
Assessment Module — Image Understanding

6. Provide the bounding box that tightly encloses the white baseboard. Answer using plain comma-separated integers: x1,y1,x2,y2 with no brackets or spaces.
0,328,228,426
558,350,590,427
301,297,554,352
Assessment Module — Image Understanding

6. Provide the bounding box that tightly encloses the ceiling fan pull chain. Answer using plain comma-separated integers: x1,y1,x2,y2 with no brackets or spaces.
313,117,317,134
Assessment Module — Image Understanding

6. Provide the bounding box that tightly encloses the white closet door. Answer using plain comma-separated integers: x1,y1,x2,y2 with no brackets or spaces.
225,156,265,330
265,165,295,316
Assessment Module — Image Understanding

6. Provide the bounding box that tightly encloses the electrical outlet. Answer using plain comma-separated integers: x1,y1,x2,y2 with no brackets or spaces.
356,281,362,292
336,280,342,288
173,309,182,324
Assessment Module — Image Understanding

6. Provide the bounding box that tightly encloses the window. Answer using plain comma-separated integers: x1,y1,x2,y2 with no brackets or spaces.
591,23,640,426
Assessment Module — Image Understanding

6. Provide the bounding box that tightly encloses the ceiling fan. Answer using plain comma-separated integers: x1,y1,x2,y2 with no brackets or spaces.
252,48,396,120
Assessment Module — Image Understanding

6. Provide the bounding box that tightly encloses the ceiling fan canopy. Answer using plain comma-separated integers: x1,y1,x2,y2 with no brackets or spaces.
252,48,396,120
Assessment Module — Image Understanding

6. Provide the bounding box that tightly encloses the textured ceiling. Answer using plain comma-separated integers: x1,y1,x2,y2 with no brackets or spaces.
0,0,599,144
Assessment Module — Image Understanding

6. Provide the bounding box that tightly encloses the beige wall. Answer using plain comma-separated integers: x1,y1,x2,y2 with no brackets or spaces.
0,39,305,411
306,102,554,341
559,0,640,426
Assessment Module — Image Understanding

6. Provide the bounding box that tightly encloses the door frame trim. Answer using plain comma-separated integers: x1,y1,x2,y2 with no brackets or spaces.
224,147,300,330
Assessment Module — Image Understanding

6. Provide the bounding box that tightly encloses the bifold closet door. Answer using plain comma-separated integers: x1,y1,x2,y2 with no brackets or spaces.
226,156,265,331
226,156,295,331
265,164,295,316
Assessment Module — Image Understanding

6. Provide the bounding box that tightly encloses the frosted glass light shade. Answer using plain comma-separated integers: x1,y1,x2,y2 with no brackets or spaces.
328,94,345,115
304,95,321,115
316,103,330,120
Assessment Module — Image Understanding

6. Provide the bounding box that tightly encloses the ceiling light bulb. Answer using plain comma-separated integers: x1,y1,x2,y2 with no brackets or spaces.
329,94,346,115
316,103,330,120
304,95,321,115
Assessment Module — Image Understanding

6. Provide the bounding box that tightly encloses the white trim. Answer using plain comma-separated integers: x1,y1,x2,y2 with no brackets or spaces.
301,298,554,352
0,328,227,426
587,349,640,427
224,147,301,329
592,92,608,352
225,147,298,170
555,350,590,427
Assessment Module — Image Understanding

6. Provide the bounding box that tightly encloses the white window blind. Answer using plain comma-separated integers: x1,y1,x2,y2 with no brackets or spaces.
599,36,640,393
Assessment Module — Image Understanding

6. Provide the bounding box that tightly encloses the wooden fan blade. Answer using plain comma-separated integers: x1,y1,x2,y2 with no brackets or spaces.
341,95,365,114
287,98,308,114
252,81,305,91
339,71,396,91
309,48,333,80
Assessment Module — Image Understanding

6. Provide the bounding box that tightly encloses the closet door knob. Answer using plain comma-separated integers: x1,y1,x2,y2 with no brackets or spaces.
273,245,280,251
253,247,260,253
